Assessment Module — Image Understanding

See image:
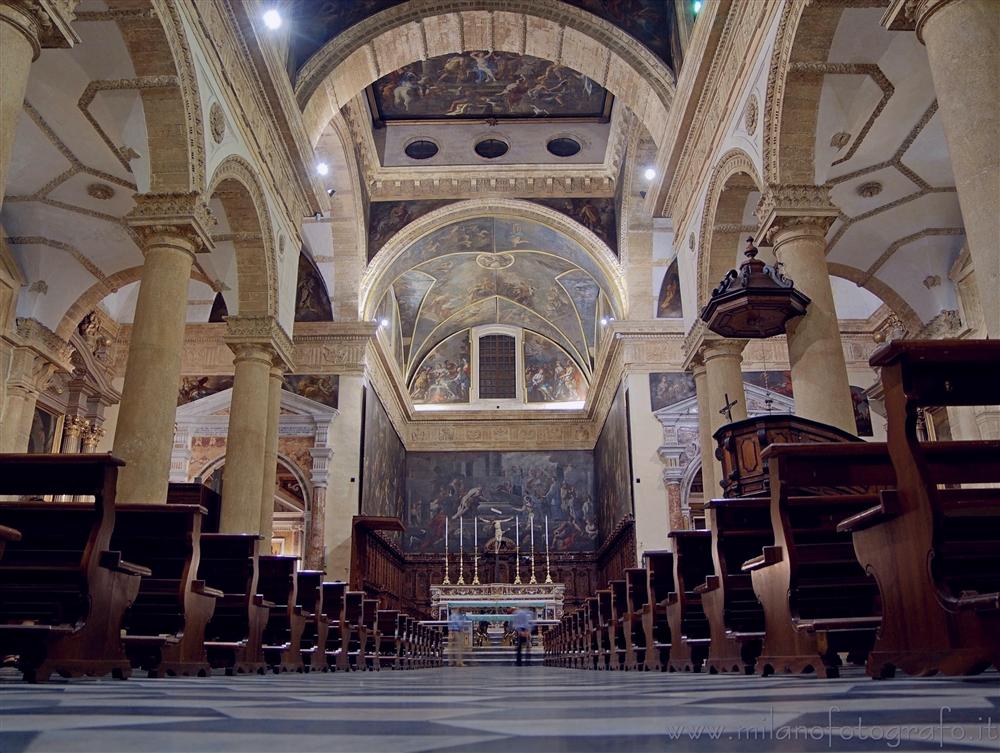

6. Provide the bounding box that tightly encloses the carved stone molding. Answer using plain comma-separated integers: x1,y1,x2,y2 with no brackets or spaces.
224,315,295,371
125,192,216,252
0,0,80,57
882,0,961,42
755,184,840,243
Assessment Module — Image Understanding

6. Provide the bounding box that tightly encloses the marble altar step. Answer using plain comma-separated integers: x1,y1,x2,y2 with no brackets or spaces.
445,644,542,666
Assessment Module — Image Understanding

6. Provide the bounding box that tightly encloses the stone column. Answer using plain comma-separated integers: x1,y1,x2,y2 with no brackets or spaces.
219,316,294,534
113,194,213,502
307,443,333,570
758,187,856,434
257,364,285,539
80,423,104,453
885,0,1000,337
703,339,749,496
690,359,718,499
61,415,86,454
0,1,78,209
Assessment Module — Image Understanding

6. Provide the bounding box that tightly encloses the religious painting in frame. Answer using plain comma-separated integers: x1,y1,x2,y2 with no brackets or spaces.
404,451,596,554
649,372,697,412
360,388,407,526
594,382,633,544
523,330,587,403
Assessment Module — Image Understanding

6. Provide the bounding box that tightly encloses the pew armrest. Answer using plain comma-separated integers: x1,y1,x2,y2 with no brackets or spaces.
951,592,1000,612
665,592,678,606
837,491,901,533
0,525,22,543
694,575,720,594
191,580,224,599
742,546,783,572
99,550,152,577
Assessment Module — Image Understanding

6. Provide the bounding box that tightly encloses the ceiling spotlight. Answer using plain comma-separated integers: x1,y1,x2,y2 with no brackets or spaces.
312,211,322,221
693,1,703,15
316,162,329,176
644,167,657,181
379,318,390,328
326,187,336,197
262,8,282,30
601,316,616,327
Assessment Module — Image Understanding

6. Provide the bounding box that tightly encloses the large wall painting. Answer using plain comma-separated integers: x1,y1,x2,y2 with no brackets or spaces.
178,375,233,406
295,253,333,322
594,382,633,544
404,451,597,553
649,372,697,412
372,52,608,120
656,259,683,318
368,200,454,262
410,331,471,404
742,370,794,399
532,198,618,256
283,375,339,409
524,331,587,403
361,388,406,524
564,0,676,68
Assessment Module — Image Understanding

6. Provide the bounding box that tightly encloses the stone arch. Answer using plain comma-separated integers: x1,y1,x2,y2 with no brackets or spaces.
825,262,922,334
116,0,206,192
55,265,215,341
762,1,846,186
207,155,278,318
696,149,762,308
360,198,626,320
296,1,675,150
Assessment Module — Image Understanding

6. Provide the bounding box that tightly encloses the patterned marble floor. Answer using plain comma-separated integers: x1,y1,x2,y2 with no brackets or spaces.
1,665,997,753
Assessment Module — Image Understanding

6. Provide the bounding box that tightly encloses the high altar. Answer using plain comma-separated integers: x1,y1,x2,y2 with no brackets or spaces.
429,582,565,622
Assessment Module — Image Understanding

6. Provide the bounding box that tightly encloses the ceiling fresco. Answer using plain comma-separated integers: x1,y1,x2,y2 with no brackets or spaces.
371,216,619,386
371,51,610,120
368,197,618,263
285,1,678,81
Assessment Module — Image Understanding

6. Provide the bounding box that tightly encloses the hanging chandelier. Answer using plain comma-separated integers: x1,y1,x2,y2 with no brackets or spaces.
699,237,810,338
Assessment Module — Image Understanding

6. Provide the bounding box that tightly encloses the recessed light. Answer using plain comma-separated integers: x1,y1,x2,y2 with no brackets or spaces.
644,167,656,180
379,318,390,328
316,162,329,176
262,9,282,30
326,188,336,197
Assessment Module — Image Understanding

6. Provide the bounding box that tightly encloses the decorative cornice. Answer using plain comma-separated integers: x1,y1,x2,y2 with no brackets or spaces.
0,0,80,58
755,184,840,244
125,192,216,252
12,317,74,373
882,0,960,43
223,315,295,371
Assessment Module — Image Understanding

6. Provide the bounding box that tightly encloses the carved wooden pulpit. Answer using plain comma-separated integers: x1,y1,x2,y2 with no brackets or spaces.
712,414,860,498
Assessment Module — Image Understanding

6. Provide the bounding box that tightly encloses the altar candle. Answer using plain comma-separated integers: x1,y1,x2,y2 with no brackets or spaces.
445,516,448,545
516,516,519,546
545,515,549,547
460,517,463,548
530,516,534,549
474,518,478,547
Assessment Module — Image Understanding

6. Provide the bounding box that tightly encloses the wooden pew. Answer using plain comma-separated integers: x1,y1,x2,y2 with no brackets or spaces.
377,609,400,669
850,339,1000,677
258,555,306,673
167,483,221,533
749,443,886,677
608,579,632,670
321,581,350,671
640,550,675,671
595,589,613,670
625,567,650,670
0,455,144,682
362,598,380,670
395,614,412,669
700,496,769,674
199,533,270,675
344,590,366,670
296,570,329,671
665,531,713,672
111,503,218,677
0,524,21,560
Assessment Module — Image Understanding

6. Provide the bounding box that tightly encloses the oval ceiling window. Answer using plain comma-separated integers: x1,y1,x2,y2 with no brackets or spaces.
547,137,581,157
474,138,509,159
404,140,439,160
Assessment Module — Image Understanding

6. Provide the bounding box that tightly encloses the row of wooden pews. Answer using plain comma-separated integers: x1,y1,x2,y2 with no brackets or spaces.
0,457,443,682
545,340,999,680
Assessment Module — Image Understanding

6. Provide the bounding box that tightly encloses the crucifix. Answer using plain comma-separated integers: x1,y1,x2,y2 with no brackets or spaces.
719,393,738,422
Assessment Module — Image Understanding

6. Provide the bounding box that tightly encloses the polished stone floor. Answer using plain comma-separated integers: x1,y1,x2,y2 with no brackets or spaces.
1,666,997,752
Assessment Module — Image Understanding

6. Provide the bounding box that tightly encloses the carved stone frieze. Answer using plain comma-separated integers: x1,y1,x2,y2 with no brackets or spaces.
224,315,295,370
755,184,840,243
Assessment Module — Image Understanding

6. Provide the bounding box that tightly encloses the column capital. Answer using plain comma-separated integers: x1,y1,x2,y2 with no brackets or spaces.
224,315,295,371
81,423,105,451
125,192,216,254
62,414,88,439
0,1,80,58
702,338,750,363
681,320,747,370
755,184,839,246
882,0,961,42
